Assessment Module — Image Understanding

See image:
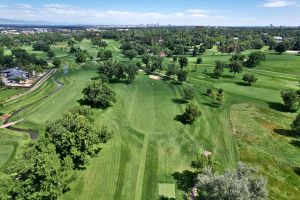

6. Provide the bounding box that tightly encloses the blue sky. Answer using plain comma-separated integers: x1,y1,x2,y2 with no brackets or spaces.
0,0,299,26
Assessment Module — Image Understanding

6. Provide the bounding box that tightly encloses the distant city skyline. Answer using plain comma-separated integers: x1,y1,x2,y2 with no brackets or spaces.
0,0,299,26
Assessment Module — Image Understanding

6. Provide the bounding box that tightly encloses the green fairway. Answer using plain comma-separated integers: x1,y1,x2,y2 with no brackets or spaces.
0,129,30,170
1,39,300,199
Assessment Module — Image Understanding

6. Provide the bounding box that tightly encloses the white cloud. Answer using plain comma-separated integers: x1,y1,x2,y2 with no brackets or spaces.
261,0,295,7
185,9,212,14
0,3,298,26
0,4,229,25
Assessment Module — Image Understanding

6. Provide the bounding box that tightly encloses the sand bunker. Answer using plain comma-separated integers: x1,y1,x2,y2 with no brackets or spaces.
149,75,161,80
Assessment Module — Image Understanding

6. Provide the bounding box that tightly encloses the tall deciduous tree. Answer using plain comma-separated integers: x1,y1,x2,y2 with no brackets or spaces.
291,113,300,136
177,69,188,82
214,60,227,79
229,61,243,76
242,74,257,85
275,43,286,54
82,81,116,108
2,138,74,199
246,51,266,67
180,103,201,124
183,87,195,101
281,90,298,111
45,106,112,169
179,56,189,69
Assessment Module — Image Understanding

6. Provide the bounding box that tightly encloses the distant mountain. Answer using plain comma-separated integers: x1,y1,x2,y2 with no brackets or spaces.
0,18,53,25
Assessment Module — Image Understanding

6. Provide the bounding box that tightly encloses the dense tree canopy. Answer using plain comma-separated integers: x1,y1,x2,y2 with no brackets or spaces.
183,87,195,101
281,90,299,111
246,51,266,67
177,69,188,82
180,103,201,124
229,60,243,76
82,81,117,108
98,60,138,83
178,56,189,69
32,40,51,52
97,49,113,61
291,113,300,136
196,163,268,200
1,138,74,200
214,60,227,78
275,43,286,54
242,74,257,85
46,106,112,169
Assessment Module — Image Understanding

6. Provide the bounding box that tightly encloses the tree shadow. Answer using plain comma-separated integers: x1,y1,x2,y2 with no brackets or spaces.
174,115,184,124
77,99,111,109
273,129,298,137
159,196,175,200
162,76,171,81
290,140,300,148
91,76,99,81
267,102,288,112
172,170,198,193
222,74,233,79
172,98,187,104
202,102,221,108
293,167,300,176
170,81,182,85
235,82,250,86
174,115,190,125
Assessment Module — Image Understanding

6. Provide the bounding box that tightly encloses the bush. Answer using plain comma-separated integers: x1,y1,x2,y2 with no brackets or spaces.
196,57,203,64
180,103,201,124
183,87,195,100
242,74,257,85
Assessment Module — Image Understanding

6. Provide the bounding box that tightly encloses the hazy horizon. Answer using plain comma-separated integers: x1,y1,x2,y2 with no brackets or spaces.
0,0,300,26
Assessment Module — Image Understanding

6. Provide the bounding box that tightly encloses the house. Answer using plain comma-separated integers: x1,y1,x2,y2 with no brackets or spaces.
273,36,283,43
1,67,29,83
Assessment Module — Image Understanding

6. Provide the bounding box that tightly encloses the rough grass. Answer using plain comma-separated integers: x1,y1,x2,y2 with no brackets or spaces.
231,103,300,200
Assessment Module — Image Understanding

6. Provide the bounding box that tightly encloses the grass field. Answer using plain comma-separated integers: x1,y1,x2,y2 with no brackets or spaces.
0,40,299,199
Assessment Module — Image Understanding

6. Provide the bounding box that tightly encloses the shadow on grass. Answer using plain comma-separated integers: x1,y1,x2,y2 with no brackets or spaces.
159,196,175,200
202,102,221,108
77,99,111,109
172,170,198,193
162,76,171,81
235,82,250,86
172,98,187,104
91,76,99,81
170,81,182,85
174,115,190,125
273,129,298,137
267,102,289,112
293,167,300,176
222,74,234,79
290,140,300,148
